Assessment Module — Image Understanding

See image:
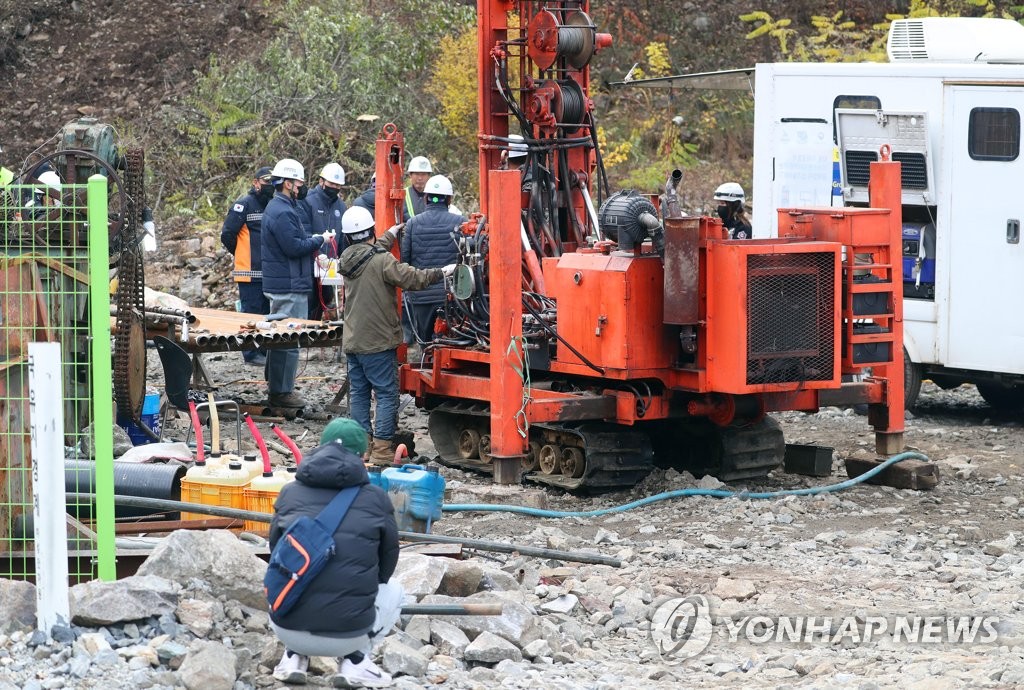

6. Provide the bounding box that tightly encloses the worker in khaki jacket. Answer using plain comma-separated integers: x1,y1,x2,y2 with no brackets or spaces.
338,206,456,465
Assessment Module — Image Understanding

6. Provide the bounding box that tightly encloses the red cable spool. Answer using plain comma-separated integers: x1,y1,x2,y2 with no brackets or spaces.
527,10,610,70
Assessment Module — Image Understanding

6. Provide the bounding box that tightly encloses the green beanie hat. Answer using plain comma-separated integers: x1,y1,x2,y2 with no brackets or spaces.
320,418,368,456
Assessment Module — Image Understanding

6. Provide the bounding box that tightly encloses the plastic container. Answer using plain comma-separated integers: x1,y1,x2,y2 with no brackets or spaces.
242,470,294,536
117,391,161,446
381,464,445,533
239,453,264,481
274,466,298,483
367,467,385,489
203,453,229,470
180,460,251,521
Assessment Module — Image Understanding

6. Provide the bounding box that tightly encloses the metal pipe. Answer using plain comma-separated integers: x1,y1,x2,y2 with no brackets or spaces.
579,183,603,242
399,532,621,567
65,494,622,567
144,306,197,323
402,603,503,616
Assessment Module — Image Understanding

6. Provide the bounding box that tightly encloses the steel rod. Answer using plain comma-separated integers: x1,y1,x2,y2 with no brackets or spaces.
65,494,621,567
402,603,503,616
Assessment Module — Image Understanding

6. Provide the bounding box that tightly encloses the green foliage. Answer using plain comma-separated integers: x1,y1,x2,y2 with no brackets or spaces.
742,1,1024,64
162,0,474,217
426,27,479,148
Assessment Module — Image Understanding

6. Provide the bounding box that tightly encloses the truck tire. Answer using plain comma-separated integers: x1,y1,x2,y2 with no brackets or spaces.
905,348,922,410
976,382,1024,411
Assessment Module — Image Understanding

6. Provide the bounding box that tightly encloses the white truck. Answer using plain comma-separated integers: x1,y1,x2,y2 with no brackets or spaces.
738,17,1024,409
616,17,1024,409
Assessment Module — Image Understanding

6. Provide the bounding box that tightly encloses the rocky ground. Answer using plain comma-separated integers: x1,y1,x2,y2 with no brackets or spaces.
3,352,1023,689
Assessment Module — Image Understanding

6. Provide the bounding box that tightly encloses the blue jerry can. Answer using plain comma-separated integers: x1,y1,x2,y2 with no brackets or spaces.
381,464,445,533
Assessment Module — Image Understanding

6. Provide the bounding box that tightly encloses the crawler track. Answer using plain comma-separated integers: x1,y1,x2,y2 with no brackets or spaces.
426,402,785,491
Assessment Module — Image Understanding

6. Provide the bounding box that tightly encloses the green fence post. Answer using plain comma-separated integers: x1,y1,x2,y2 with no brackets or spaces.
87,174,116,581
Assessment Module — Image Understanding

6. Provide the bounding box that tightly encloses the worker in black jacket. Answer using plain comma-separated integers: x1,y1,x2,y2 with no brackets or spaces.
220,165,274,365
399,174,466,345
269,418,401,687
352,173,376,219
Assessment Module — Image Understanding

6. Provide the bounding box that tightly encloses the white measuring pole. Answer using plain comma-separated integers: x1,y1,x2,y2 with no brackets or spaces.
28,342,71,634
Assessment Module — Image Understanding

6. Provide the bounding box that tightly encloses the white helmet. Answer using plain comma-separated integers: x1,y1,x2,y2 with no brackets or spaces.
320,162,346,185
713,182,745,203
424,174,453,199
507,134,528,160
37,171,62,192
341,206,375,235
271,158,305,182
407,156,432,174
449,204,463,216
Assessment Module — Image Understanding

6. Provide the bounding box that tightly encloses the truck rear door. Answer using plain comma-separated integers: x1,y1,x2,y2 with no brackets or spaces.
943,85,1024,375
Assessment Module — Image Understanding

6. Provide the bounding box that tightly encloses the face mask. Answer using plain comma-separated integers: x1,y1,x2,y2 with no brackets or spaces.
257,185,273,203
323,186,340,201
295,183,308,201
717,205,731,223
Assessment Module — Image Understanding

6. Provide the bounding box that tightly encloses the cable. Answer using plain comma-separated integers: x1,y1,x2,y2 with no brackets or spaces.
521,297,604,375
443,451,931,517
505,336,531,438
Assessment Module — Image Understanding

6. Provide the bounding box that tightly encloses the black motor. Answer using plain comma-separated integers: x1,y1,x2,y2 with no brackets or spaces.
598,190,662,254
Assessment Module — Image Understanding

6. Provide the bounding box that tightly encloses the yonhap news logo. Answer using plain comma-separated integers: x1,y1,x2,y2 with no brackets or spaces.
649,595,715,661
650,596,999,662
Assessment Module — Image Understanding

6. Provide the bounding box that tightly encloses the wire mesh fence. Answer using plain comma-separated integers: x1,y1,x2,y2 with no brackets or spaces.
0,176,115,584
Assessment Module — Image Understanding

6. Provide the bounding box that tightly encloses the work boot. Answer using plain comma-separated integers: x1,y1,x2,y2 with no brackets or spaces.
269,392,307,408
368,438,394,467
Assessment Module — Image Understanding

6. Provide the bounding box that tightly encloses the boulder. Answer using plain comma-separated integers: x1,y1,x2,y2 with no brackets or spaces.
540,594,579,615
381,637,429,677
0,578,36,631
464,631,523,664
404,615,431,644
70,575,179,626
712,577,757,601
177,640,237,690
437,561,483,598
430,620,470,657
136,530,267,609
175,598,222,638
422,592,536,645
391,553,450,599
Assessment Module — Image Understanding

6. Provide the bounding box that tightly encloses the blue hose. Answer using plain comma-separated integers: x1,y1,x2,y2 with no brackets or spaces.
443,451,930,518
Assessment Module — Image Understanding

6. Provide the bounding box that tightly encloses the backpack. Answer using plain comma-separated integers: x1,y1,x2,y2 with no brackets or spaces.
264,485,360,619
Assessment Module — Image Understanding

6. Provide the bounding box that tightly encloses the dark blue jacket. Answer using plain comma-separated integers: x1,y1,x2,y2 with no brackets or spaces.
399,201,466,304
302,185,346,258
269,442,399,634
352,185,376,216
261,191,325,294
220,188,268,282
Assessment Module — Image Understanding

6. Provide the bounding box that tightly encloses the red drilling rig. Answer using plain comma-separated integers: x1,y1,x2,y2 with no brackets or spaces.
371,0,905,491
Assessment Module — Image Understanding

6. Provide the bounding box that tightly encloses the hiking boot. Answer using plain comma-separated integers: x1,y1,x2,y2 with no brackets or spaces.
273,650,309,684
269,392,307,408
333,656,392,687
367,438,394,467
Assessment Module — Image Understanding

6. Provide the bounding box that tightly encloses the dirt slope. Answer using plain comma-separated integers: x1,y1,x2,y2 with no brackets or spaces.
0,0,272,168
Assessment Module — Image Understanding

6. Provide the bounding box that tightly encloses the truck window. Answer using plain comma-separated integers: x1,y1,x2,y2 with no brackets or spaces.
832,95,882,143
968,107,1020,161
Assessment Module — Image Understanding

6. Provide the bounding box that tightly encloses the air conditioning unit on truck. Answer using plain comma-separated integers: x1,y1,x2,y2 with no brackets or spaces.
617,17,1024,410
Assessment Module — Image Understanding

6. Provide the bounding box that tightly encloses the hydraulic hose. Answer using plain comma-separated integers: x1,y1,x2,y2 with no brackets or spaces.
443,451,931,518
